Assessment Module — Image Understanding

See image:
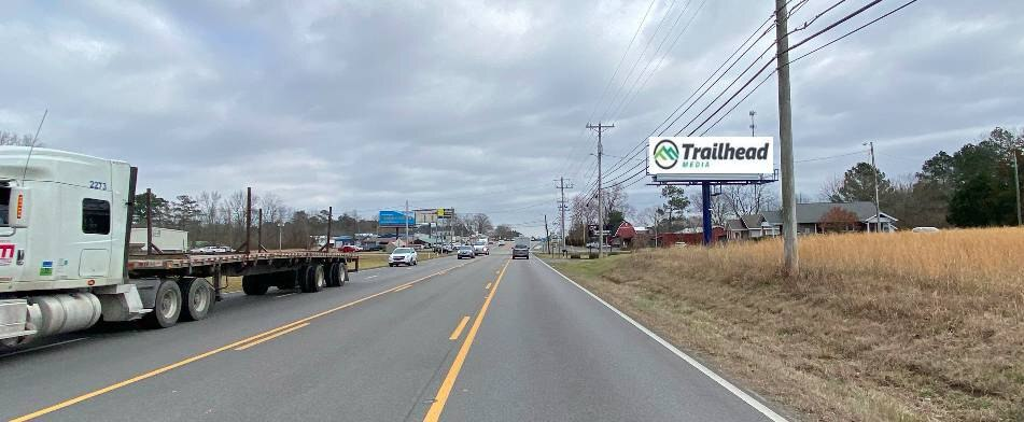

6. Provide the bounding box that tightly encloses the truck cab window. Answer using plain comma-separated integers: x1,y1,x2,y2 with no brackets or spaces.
0,186,9,226
83,198,110,234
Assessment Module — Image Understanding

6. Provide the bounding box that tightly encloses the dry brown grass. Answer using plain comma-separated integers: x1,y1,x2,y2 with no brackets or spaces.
550,227,1024,421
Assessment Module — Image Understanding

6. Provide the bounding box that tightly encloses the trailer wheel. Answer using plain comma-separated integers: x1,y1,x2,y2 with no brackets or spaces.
242,275,269,296
340,262,349,284
179,278,214,321
301,264,325,293
326,263,343,288
143,279,182,329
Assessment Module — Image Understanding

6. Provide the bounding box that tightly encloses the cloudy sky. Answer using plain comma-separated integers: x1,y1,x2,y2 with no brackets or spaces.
2,0,1022,235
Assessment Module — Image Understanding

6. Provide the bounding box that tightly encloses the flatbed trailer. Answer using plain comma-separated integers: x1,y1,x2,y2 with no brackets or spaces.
0,147,360,348
128,251,360,297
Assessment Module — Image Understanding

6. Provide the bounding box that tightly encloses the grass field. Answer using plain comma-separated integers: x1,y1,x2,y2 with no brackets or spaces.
223,251,445,293
548,227,1024,421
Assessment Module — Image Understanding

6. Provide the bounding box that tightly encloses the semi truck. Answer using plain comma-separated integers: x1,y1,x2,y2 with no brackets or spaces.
0,147,357,348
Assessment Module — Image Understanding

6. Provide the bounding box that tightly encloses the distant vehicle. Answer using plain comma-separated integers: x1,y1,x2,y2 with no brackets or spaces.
339,245,363,253
457,246,476,259
189,245,234,254
512,244,530,260
585,242,599,249
389,247,418,267
361,243,385,252
472,240,489,255
497,241,506,246
911,227,940,233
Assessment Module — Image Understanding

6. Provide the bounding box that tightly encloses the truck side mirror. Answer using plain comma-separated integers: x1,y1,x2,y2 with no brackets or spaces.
9,188,30,228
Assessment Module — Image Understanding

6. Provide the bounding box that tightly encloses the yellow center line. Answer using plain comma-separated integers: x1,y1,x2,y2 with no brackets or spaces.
234,323,309,351
423,259,511,422
11,259,481,422
393,285,411,293
484,282,492,290
448,316,470,341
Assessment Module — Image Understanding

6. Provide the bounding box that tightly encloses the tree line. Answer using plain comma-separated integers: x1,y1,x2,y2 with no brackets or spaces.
133,190,381,250
821,127,1023,228
132,190,509,249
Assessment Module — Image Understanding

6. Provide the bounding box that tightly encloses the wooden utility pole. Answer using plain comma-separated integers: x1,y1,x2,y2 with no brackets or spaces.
556,177,573,255
587,122,614,257
775,0,798,276
544,214,551,255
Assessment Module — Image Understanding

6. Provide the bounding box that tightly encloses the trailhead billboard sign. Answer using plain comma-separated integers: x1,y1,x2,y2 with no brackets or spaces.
649,137,775,181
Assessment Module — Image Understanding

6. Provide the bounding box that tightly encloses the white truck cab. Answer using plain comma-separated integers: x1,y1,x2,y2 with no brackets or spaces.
0,147,145,346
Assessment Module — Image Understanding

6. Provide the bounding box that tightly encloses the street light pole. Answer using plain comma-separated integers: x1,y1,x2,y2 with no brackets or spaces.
865,141,882,233
277,221,284,250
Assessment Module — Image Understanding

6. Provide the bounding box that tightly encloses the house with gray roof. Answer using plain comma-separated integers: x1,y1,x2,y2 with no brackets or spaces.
727,201,898,239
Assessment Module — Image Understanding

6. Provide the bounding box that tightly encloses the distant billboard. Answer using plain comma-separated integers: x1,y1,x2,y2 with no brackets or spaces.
378,210,415,227
648,137,774,182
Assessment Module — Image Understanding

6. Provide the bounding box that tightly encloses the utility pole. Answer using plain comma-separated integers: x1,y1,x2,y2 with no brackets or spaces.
1013,149,1022,226
587,122,614,257
556,177,573,256
404,200,410,246
544,214,551,255
749,110,756,136
775,0,798,276
866,141,882,233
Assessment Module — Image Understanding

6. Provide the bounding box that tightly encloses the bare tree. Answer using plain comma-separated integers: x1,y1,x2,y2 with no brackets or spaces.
688,190,729,226
0,131,37,146
469,214,493,235
819,174,844,202
722,184,778,217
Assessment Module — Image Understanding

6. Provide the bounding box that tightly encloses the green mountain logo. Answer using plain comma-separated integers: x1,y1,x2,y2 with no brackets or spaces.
653,140,679,169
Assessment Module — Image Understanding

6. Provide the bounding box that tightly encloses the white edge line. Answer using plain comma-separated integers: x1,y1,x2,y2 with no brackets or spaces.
536,258,789,422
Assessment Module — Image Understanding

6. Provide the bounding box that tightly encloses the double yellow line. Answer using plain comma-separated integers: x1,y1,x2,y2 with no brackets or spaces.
11,260,476,422
423,258,510,422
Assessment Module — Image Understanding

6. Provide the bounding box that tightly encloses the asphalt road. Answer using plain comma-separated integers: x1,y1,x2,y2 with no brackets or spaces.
0,246,784,422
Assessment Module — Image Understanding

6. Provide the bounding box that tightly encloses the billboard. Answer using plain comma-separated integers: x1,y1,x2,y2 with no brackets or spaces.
378,210,415,227
648,137,774,181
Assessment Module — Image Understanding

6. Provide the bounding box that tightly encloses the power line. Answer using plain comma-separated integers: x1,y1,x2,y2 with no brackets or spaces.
789,0,919,65
604,0,701,121
599,0,682,122
580,0,911,207
559,0,659,181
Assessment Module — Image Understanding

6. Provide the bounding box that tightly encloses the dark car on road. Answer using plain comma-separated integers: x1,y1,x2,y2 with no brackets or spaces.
457,246,476,259
512,244,530,260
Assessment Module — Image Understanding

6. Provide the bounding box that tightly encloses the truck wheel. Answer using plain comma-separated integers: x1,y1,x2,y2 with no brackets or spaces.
301,264,325,293
143,279,182,329
242,275,269,296
340,263,349,284
326,263,341,288
179,278,214,321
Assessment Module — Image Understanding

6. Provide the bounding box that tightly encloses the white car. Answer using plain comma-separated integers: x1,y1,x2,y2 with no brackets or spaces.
472,243,489,256
388,247,418,267
189,245,234,254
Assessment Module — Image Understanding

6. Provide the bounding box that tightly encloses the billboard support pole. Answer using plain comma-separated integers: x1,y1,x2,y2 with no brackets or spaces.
701,182,712,246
